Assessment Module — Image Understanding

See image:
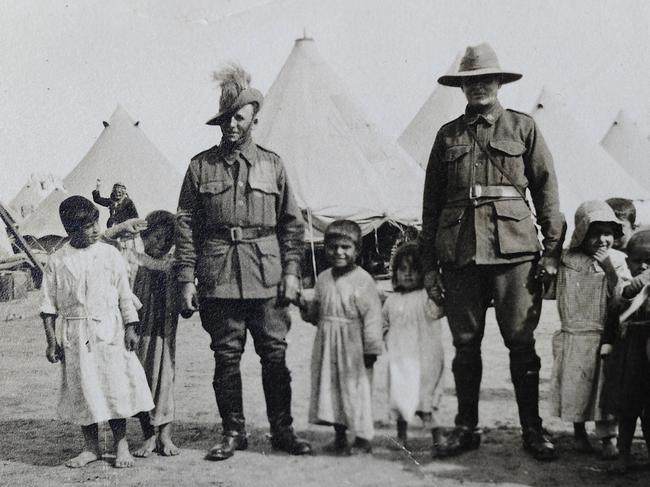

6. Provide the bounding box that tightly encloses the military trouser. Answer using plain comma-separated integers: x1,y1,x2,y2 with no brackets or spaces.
199,298,294,435
442,260,543,430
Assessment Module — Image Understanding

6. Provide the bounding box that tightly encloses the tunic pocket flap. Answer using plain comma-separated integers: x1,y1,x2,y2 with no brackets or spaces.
199,180,231,195
444,145,471,162
489,139,526,156
493,200,530,221
438,207,466,228
255,237,280,257
248,178,279,195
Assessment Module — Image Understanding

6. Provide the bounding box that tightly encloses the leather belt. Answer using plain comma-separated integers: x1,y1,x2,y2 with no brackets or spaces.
209,226,276,242
448,184,522,203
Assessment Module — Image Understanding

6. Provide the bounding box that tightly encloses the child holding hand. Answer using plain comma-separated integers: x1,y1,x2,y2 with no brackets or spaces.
300,220,383,455
550,201,629,459
382,242,446,455
41,196,154,468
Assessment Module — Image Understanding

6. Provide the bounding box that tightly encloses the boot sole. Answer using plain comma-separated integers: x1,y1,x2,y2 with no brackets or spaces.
205,439,248,461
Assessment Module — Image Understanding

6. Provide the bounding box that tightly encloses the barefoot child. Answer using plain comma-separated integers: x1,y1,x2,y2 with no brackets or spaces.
601,229,650,473
41,196,154,468
121,211,180,458
300,220,383,454
550,201,629,459
382,242,446,455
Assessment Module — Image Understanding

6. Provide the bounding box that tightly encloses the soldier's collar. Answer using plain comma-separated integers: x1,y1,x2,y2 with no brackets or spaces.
464,101,504,126
218,136,256,166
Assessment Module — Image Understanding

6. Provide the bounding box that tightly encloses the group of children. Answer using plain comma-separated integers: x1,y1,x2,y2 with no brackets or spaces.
549,198,650,474
40,194,650,475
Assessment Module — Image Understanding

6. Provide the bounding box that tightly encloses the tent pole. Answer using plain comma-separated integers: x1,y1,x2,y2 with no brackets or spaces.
306,208,317,283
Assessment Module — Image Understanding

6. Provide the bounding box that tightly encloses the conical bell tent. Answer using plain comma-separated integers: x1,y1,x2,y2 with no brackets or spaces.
601,110,650,192
398,53,466,169
20,106,183,239
531,89,650,233
255,37,424,238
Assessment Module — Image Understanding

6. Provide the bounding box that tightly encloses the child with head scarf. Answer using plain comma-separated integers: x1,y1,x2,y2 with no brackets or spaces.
549,201,630,459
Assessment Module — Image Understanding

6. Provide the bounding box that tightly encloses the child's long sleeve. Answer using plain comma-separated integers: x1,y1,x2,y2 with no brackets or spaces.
114,250,139,324
40,256,58,317
356,278,383,355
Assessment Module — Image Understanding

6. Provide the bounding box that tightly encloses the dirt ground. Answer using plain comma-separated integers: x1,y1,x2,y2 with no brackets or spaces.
1,289,649,487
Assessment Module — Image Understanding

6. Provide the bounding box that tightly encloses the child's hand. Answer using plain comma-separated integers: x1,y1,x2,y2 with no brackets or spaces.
593,248,613,268
46,343,63,363
124,323,140,351
363,354,377,368
600,344,613,359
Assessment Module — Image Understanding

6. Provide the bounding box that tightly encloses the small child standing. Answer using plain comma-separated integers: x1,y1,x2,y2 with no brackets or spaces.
382,242,445,455
41,196,154,468
601,229,650,474
121,211,180,458
550,200,630,459
300,220,383,454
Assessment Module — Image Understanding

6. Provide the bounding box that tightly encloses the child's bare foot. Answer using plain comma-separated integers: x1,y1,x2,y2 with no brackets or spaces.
114,439,135,468
157,437,180,456
65,450,100,468
133,435,157,458
157,422,180,456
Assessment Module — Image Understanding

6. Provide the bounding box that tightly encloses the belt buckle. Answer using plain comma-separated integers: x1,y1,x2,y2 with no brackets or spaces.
229,226,243,242
469,184,482,199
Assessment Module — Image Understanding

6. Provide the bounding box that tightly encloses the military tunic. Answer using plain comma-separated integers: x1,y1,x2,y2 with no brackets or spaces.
175,137,304,298
420,102,565,271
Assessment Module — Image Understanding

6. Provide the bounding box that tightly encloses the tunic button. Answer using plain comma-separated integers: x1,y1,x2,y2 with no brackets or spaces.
238,182,244,187
472,200,479,207
238,200,244,206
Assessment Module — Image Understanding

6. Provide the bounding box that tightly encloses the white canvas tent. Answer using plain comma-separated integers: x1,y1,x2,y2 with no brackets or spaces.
398,54,466,169
601,110,650,192
255,37,425,238
8,173,64,220
20,106,183,238
531,89,650,232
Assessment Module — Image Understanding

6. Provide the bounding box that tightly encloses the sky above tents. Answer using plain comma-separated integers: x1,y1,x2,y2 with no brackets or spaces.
2,0,649,202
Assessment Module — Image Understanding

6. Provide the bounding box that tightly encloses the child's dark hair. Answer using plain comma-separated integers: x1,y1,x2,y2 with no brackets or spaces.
141,210,176,252
324,220,362,249
606,197,636,226
391,241,424,292
59,196,99,233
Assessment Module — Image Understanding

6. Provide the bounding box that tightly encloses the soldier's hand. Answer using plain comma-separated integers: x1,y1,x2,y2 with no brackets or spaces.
180,282,198,317
535,256,559,281
278,274,301,307
424,270,445,305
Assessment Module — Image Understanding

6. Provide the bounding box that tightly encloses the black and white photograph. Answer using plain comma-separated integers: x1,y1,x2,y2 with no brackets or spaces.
1,1,650,485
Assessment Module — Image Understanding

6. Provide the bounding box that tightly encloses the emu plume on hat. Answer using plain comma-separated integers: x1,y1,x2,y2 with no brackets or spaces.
206,63,264,126
437,43,522,87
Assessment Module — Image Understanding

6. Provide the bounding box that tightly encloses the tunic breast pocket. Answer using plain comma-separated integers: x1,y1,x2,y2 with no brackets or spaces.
444,145,471,189
248,178,279,226
199,179,233,224
488,140,526,186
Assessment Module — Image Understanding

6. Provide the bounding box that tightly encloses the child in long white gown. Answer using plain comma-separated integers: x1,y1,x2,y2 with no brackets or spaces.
41,196,153,468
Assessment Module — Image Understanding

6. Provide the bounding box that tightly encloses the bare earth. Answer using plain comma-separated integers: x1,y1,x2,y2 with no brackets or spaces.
1,289,649,487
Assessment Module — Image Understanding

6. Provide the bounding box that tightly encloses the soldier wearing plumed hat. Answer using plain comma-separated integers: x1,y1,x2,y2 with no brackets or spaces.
419,43,566,460
175,63,311,460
